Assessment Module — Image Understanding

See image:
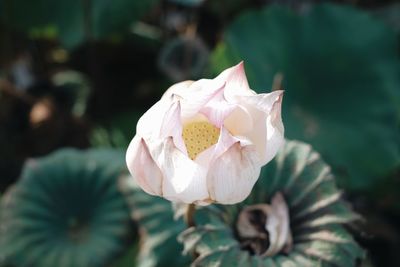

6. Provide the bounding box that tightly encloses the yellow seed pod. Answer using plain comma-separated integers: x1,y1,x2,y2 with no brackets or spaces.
182,121,220,160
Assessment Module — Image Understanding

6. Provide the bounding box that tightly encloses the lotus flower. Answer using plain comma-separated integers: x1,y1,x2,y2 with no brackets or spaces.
126,62,284,205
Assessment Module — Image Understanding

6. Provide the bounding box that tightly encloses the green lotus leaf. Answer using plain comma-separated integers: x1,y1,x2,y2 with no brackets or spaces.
0,149,136,267
119,175,190,267
0,0,159,48
0,148,190,267
211,3,400,190
178,140,365,267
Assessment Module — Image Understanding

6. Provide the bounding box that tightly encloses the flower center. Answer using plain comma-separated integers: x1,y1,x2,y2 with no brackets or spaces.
182,121,220,160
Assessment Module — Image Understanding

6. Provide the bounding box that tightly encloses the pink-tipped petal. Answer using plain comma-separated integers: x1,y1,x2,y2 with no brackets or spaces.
160,101,187,155
207,143,261,204
199,88,236,128
214,62,255,102
126,136,163,195
215,61,248,88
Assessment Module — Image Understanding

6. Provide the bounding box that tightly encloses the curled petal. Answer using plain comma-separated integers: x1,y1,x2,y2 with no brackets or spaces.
207,143,261,204
126,136,163,195
195,127,251,169
213,127,254,159
240,90,284,114
236,192,292,256
265,92,284,164
264,192,292,256
239,90,284,164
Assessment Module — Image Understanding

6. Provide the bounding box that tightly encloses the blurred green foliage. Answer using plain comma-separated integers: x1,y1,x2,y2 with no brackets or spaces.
212,3,400,191
168,0,205,8
0,0,159,48
111,243,140,267
90,110,143,148
51,70,91,117
374,3,400,34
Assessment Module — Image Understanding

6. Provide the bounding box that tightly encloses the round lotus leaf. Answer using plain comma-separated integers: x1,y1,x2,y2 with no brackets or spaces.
179,140,365,267
0,149,135,267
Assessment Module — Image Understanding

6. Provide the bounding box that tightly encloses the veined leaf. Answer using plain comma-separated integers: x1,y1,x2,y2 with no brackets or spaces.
179,140,365,267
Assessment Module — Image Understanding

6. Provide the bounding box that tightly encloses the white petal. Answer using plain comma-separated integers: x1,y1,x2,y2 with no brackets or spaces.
137,81,193,137
179,79,226,120
239,91,284,164
240,90,284,114
265,92,284,164
207,143,261,204
126,136,163,196
149,137,210,204
161,80,194,100
223,105,253,136
136,100,171,137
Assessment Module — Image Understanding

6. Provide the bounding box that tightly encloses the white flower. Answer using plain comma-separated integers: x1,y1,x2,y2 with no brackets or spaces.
126,62,284,205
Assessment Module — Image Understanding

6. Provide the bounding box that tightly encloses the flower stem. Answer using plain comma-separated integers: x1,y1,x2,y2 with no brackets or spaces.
184,203,196,227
